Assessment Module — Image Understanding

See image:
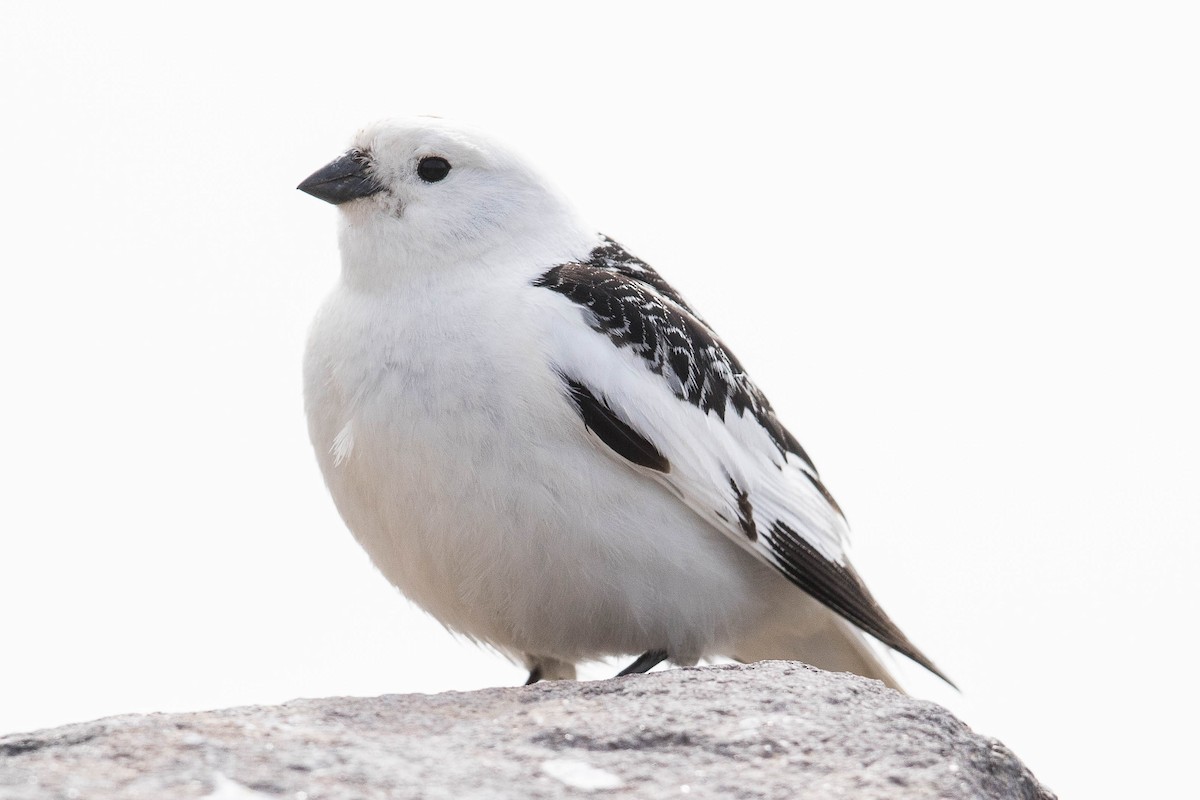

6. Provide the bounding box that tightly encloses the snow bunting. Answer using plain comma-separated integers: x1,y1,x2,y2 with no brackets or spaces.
298,118,949,688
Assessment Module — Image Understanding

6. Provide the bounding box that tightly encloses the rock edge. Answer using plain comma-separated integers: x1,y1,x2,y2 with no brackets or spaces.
0,661,1054,800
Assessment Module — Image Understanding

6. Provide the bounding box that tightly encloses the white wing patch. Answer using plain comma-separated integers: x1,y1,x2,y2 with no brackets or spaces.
540,282,850,568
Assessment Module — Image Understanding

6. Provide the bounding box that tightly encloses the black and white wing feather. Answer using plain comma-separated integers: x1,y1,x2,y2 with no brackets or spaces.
536,237,947,681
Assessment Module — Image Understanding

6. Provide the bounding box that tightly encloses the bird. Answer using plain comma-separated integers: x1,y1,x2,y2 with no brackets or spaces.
297,117,950,690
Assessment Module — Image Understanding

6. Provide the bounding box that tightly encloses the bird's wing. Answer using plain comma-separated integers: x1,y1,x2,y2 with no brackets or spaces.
536,237,948,681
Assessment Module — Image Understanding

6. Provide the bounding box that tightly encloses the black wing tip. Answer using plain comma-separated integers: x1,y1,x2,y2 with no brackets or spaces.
767,521,954,687
884,633,957,689
918,658,958,690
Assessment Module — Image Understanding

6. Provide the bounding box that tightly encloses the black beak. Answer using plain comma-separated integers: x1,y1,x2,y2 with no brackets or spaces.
297,150,386,205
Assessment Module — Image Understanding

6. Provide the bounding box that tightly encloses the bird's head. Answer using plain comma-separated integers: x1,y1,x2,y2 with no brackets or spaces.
298,117,585,283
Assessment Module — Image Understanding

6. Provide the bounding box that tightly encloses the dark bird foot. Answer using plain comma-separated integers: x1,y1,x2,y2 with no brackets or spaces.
616,650,668,677
522,656,576,685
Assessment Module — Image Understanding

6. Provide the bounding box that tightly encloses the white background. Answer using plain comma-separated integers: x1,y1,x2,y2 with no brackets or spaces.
2,3,1197,797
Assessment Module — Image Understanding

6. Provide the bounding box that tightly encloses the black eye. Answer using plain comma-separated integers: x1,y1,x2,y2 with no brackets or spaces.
417,156,451,183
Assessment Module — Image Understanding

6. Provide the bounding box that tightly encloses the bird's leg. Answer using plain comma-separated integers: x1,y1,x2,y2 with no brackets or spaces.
616,650,669,677
523,655,577,685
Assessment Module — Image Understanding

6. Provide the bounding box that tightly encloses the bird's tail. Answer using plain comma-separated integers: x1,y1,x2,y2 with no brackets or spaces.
733,600,904,692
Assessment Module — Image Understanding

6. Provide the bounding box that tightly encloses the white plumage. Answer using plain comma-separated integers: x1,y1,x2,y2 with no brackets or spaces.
299,117,948,688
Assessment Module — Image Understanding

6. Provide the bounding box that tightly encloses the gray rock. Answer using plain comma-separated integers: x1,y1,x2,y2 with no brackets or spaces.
0,661,1053,799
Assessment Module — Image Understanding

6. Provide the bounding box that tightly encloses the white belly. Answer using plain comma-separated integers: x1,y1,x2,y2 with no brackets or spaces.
303,275,776,665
